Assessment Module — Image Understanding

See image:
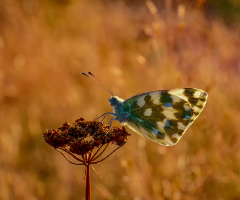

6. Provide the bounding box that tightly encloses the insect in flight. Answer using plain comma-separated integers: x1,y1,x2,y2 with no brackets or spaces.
82,72,208,146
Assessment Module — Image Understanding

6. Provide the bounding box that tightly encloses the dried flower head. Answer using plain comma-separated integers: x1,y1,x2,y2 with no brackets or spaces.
43,118,130,165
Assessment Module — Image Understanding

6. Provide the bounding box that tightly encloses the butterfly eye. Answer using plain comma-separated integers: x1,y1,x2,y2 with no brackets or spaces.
109,97,117,106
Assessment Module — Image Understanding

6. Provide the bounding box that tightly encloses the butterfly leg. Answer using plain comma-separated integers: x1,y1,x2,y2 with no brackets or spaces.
108,117,114,129
95,113,118,134
95,112,117,134
107,115,120,131
95,112,116,123
104,116,116,135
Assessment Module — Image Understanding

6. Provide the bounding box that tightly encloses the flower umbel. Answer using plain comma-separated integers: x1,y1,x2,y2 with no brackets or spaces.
43,117,130,165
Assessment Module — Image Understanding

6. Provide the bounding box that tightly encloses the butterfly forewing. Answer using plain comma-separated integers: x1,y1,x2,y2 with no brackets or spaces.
122,88,207,146
168,88,208,120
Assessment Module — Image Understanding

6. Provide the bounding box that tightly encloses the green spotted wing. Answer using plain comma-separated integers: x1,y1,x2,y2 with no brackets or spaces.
121,88,207,146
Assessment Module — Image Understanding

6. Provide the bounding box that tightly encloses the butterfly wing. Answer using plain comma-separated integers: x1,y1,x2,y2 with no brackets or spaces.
121,88,208,146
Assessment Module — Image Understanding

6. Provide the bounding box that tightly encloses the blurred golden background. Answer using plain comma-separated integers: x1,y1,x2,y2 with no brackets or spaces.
1,0,240,199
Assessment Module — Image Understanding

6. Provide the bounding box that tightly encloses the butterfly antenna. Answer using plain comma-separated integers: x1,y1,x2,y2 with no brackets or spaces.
82,72,114,96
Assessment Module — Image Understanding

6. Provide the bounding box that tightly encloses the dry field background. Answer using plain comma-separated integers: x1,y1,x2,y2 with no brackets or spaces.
1,0,240,199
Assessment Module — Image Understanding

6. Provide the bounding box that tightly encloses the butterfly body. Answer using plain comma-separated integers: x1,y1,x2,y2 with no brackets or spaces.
109,88,208,146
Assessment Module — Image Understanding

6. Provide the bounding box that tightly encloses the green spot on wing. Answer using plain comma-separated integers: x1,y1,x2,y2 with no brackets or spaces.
122,103,130,112
160,93,173,107
184,109,192,118
171,137,178,143
144,95,152,105
189,98,198,106
123,96,139,112
177,129,184,136
156,131,164,139
164,120,178,135
131,101,140,110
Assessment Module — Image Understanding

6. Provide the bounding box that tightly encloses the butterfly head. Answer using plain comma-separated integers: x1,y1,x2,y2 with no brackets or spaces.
108,96,124,107
108,96,128,122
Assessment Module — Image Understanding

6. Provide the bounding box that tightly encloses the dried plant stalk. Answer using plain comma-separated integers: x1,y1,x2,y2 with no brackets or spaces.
43,118,130,200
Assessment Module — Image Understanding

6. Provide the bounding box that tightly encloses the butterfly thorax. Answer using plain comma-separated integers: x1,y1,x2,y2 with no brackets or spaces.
109,96,129,123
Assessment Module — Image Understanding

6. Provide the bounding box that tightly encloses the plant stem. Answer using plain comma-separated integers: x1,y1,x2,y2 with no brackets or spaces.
86,164,91,200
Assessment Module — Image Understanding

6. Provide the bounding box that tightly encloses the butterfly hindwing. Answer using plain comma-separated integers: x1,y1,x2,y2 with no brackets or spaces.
121,88,207,146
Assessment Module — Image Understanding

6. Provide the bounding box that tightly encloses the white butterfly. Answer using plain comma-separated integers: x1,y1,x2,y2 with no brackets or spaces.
83,72,208,146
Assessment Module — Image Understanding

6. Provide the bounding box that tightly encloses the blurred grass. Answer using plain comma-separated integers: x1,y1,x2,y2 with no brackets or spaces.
1,0,240,199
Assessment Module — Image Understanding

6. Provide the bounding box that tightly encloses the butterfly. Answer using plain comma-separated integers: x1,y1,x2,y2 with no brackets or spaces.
83,72,208,146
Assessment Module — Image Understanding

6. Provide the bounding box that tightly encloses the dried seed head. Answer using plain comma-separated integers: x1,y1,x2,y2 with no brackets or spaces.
43,118,130,156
